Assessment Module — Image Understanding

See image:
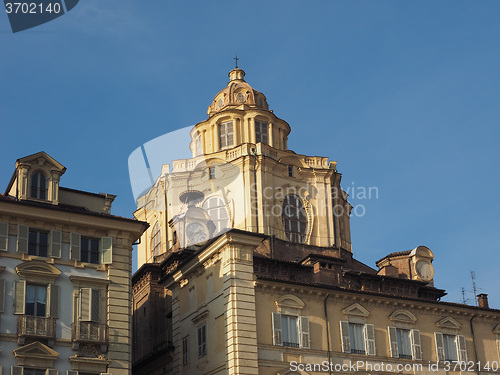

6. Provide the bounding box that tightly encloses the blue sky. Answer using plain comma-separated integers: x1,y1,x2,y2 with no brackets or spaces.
1,1,499,307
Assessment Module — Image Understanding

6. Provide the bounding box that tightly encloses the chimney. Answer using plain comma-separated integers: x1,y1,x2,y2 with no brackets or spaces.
477,293,489,309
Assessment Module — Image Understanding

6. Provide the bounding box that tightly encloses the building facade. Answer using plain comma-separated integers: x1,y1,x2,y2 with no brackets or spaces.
0,152,147,375
132,68,500,375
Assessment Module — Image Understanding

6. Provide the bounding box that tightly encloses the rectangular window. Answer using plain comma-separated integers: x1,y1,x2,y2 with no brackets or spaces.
443,334,458,361
26,284,46,317
79,288,101,322
24,369,46,375
198,325,207,357
183,336,189,365
219,121,234,149
209,166,216,180
272,313,310,349
288,165,293,177
396,328,412,359
28,229,48,257
81,237,99,264
348,323,365,354
340,321,376,355
255,121,269,144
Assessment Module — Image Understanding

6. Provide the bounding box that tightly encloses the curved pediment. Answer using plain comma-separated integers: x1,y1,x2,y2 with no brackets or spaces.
342,303,370,317
436,316,462,330
493,324,500,334
389,309,417,324
276,294,305,315
16,261,61,283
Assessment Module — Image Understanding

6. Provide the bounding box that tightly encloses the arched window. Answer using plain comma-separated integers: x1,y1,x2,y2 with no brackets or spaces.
202,196,229,235
282,195,307,243
30,172,47,200
151,222,162,258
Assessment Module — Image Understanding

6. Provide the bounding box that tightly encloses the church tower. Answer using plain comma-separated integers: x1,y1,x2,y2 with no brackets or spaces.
134,66,352,267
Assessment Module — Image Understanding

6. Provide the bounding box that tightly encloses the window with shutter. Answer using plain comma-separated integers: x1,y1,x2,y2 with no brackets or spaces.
434,332,445,361
411,329,422,360
202,196,229,235
457,335,467,362
340,321,351,353
11,367,23,375
443,334,459,361
395,328,412,359
272,312,282,346
364,324,376,356
70,233,81,261
49,230,62,258
388,326,398,358
79,288,101,322
15,280,26,315
17,225,29,253
300,316,310,349
48,284,59,318
0,221,8,251
100,237,112,264
0,279,5,313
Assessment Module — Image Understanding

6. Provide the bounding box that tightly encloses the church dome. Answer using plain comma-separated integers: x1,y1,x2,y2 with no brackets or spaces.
207,68,269,117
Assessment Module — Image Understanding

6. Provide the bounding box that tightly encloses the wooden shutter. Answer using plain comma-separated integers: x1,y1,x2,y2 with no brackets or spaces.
50,230,62,258
364,324,376,356
227,122,234,146
300,316,310,349
388,326,398,358
100,237,113,264
411,329,422,360
0,222,8,251
91,289,100,322
14,280,26,314
48,284,59,318
0,279,5,313
80,288,91,321
46,370,58,375
70,232,81,261
435,332,445,361
272,312,282,345
17,225,28,253
340,321,350,353
11,367,23,375
457,335,467,362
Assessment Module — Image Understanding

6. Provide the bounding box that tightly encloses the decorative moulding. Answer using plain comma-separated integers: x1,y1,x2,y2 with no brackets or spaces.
436,316,462,330
389,309,417,324
342,303,370,317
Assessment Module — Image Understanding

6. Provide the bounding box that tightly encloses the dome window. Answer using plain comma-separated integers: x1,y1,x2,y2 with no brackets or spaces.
255,121,269,145
282,195,307,243
218,121,234,149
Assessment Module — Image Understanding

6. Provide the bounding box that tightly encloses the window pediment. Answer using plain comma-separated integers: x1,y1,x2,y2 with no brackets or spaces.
14,341,59,367
493,324,500,334
341,303,370,317
389,309,417,324
276,294,305,315
16,260,61,283
436,316,462,330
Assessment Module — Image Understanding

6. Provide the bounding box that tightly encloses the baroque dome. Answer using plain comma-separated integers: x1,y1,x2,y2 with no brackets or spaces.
207,68,269,117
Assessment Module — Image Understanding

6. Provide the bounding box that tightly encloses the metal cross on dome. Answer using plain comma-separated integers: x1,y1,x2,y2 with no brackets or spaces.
234,55,239,68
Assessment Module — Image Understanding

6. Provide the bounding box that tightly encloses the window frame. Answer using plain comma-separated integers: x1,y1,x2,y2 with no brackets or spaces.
218,121,234,149
197,324,207,358
80,237,100,264
25,284,47,317
281,194,307,243
182,336,189,365
202,196,229,235
272,312,310,349
255,120,269,145
28,229,49,257
30,171,48,200
150,222,162,258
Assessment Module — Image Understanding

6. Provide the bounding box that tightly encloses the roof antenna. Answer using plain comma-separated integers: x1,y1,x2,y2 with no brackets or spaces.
234,54,239,69
471,271,478,306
